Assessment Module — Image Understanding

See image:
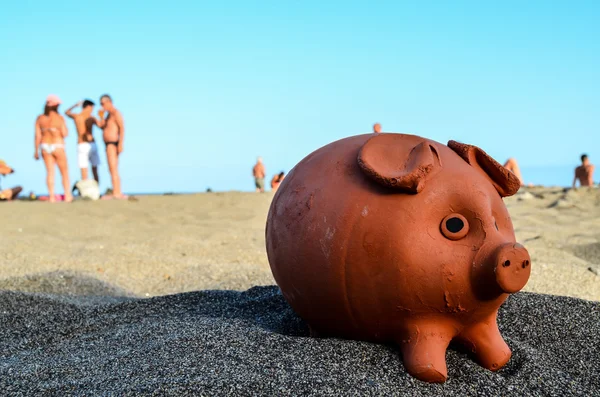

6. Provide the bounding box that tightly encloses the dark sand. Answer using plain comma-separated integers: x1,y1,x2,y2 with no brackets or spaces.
0,286,598,396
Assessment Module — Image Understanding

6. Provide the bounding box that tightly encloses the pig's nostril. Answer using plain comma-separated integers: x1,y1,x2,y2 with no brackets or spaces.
495,246,532,294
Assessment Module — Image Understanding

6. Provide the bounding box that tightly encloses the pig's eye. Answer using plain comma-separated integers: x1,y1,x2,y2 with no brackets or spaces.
494,220,499,231
440,213,469,240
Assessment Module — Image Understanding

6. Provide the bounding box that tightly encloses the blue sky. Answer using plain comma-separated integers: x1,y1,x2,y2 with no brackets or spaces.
0,0,598,193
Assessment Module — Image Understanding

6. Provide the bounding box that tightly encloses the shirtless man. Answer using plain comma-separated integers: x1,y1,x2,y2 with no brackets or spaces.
0,160,23,201
573,154,595,188
373,123,382,133
65,99,100,183
253,157,266,192
96,94,126,199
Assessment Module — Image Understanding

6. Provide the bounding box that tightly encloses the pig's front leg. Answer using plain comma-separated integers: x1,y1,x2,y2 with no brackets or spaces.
455,312,512,371
397,321,455,383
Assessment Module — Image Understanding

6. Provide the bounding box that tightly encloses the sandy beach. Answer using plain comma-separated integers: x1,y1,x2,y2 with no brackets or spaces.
0,187,599,301
1,187,600,396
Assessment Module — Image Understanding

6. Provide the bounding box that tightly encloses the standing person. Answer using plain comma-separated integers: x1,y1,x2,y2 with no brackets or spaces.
573,154,595,188
253,157,266,192
34,95,73,203
0,160,23,201
373,123,382,133
65,99,100,183
96,94,127,199
270,171,285,192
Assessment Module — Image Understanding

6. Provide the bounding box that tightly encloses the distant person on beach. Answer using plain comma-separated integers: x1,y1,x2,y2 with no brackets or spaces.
253,157,266,192
271,171,286,192
34,95,73,203
373,123,382,133
96,94,127,199
503,158,524,186
0,160,23,201
573,154,595,188
65,99,100,183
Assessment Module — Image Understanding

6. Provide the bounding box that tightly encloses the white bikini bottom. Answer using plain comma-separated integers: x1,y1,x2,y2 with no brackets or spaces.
40,143,65,154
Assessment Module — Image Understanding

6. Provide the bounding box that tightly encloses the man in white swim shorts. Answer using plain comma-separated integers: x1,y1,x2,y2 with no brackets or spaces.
65,99,100,183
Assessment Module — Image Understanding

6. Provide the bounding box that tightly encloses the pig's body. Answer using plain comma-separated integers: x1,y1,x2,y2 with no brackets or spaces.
266,133,530,383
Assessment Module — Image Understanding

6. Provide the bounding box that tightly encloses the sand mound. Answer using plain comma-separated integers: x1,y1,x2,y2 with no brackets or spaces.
0,271,135,298
0,287,598,395
546,187,600,209
569,243,600,264
568,243,600,276
515,191,537,201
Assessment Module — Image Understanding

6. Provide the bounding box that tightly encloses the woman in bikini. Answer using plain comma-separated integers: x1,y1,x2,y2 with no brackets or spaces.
34,94,73,203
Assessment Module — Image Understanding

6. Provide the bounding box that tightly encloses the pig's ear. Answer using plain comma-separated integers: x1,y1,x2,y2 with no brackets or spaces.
358,134,442,194
447,140,521,197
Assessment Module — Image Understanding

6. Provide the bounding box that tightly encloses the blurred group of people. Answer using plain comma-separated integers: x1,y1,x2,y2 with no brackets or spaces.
3,118,596,201
1,94,127,202
29,94,126,202
372,122,596,189
252,157,286,193
498,150,594,190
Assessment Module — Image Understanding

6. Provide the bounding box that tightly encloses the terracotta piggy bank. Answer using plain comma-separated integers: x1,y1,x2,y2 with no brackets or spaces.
265,133,531,383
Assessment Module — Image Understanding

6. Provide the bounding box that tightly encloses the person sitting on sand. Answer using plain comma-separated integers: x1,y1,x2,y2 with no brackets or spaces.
0,160,23,201
65,99,101,183
373,123,382,134
271,171,286,192
253,157,266,192
34,95,73,203
503,158,524,187
573,154,595,188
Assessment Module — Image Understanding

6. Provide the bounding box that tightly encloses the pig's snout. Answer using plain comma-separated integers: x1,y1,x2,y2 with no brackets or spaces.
493,243,531,294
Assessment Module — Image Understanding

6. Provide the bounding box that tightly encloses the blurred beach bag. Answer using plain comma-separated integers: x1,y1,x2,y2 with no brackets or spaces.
73,179,100,200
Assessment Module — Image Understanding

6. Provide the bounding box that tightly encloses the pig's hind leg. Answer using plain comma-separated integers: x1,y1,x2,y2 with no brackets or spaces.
397,320,455,383
455,312,512,371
